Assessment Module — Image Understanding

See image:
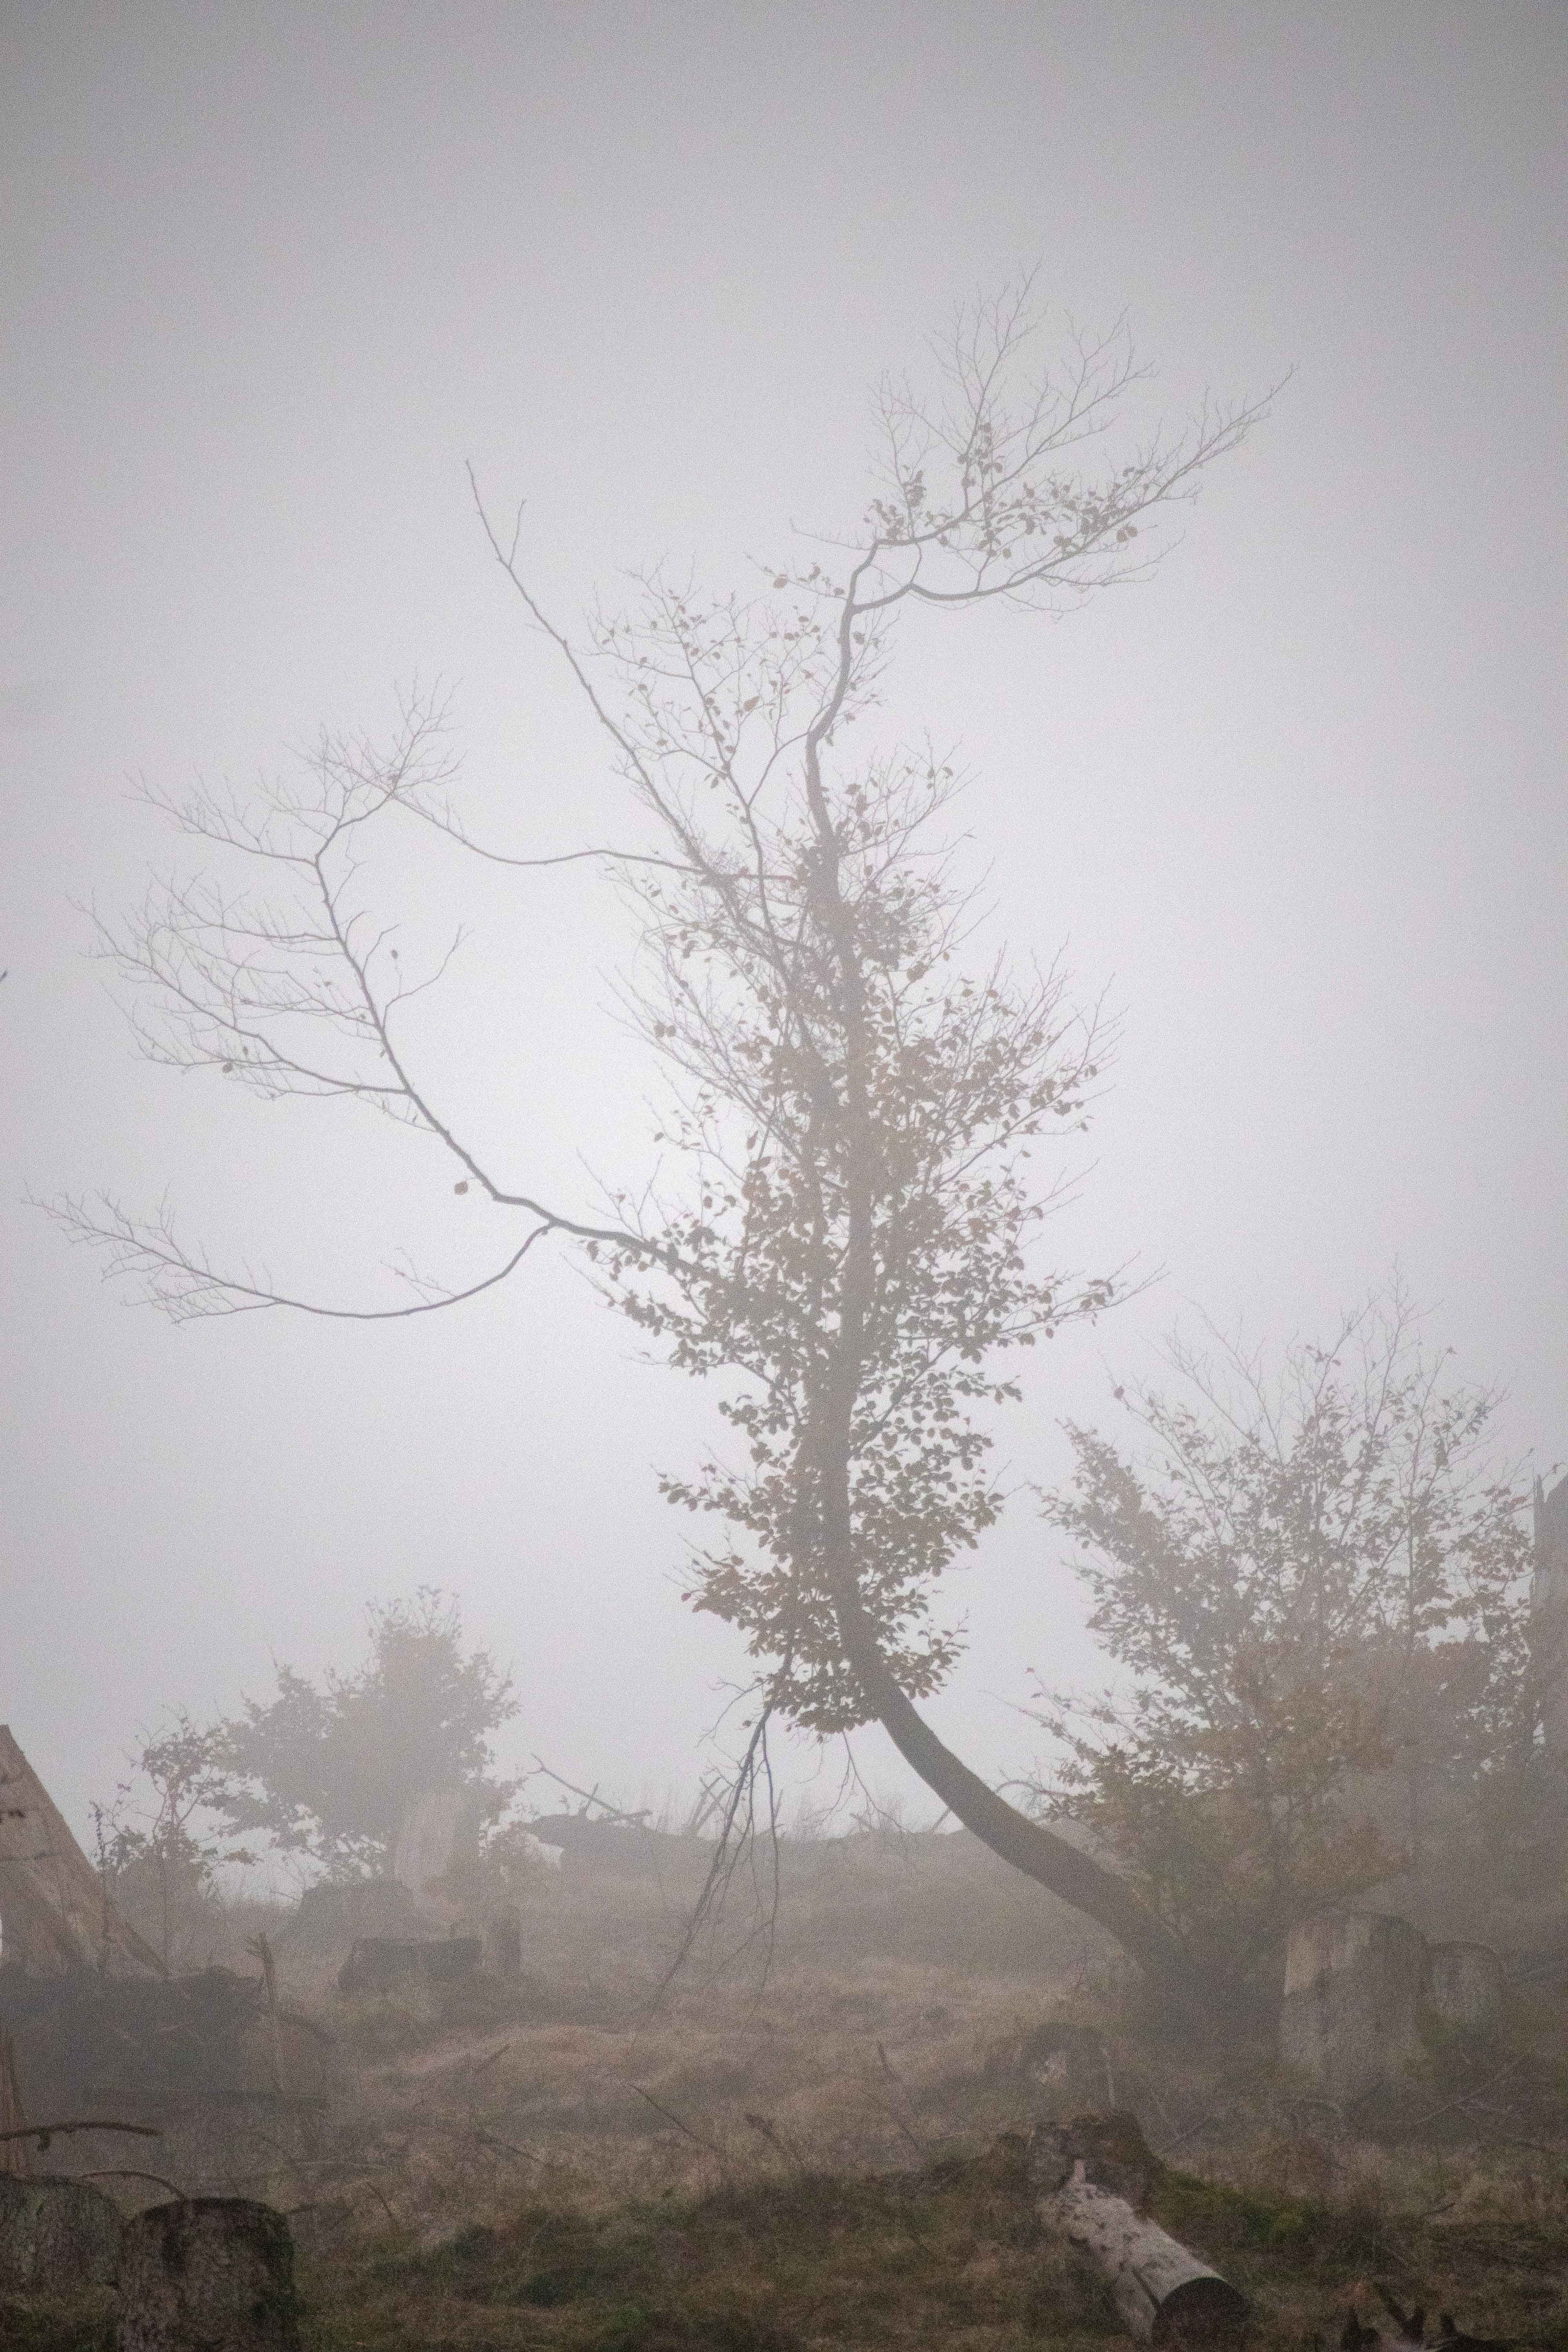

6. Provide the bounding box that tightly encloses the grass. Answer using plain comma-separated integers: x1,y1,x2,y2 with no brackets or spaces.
282,2142,1568,2352
16,2143,1568,2352
0,2287,114,2352
299,2140,1117,2352
17,1834,1568,2349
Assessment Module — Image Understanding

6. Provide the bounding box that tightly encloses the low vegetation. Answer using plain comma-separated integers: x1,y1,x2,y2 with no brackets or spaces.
12,1828,1568,2352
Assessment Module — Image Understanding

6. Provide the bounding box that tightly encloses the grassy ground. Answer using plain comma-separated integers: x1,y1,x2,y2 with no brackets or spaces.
295,2147,1568,2352
16,2136,1568,2352
11,1832,1568,2350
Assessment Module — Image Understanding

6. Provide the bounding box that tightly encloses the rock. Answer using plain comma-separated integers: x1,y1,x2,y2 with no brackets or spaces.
1280,1909,1430,2104
485,1909,523,1976
289,1879,444,1951
336,1935,482,1995
0,1967,264,2124
0,2172,122,2292
1425,1943,1504,2043
392,1789,471,1901
116,2197,299,2352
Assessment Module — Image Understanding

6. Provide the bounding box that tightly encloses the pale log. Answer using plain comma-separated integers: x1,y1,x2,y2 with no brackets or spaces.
1040,2164,1249,2347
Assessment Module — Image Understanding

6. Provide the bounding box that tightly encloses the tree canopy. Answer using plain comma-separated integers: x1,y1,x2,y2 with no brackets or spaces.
212,1589,518,1878
1033,1290,1534,1988
54,283,1269,2017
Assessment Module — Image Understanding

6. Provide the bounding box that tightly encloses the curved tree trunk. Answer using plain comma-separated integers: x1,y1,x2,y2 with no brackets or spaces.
831,1580,1215,2020
794,594,1215,2031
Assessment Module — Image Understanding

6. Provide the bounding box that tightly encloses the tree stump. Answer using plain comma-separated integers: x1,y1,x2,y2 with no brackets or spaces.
1029,2113,1160,2208
1032,2125,1247,2347
1279,1910,1430,2103
1426,1943,1503,2043
0,2172,123,2291
1017,2023,1114,2116
115,2198,299,2352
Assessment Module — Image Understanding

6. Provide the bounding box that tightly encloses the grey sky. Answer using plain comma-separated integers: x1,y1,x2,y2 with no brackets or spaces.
3,3,1564,1844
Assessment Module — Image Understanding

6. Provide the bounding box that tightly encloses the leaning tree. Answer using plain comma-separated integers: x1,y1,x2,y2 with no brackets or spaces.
55,285,1266,2020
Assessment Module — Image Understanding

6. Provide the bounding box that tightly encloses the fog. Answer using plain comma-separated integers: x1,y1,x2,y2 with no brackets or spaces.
2,3,1564,1852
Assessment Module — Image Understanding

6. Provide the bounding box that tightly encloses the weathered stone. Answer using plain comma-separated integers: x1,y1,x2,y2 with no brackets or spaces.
0,2025,27,2177
1279,1909,1430,2104
0,1726,163,1978
336,1935,482,1994
0,1966,263,2125
290,1878,443,1950
485,1909,523,1976
0,2172,122,2292
116,2197,298,2352
392,1788,471,1901
1426,1941,1504,2042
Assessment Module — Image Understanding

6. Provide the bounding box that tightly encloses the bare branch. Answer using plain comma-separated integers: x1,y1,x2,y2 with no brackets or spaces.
40,1192,558,1321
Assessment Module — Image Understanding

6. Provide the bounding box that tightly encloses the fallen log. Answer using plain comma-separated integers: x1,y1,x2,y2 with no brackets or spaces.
1032,2119,1249,2348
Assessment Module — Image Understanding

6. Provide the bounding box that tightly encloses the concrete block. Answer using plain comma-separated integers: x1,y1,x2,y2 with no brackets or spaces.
1279,1909,1430,2103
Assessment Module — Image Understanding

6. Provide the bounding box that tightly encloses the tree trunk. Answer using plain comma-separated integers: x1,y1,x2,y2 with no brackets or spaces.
802,688,1214,2031
830,1576,1216,2022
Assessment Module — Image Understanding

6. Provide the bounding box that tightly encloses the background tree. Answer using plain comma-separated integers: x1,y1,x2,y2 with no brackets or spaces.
92,1711,254,1973
1029,1289,1535,1998
211,1588,519,1879
54,285,1267,2019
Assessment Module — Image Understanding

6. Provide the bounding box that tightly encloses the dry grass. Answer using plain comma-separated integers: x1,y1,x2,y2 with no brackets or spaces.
289,2146,1568,2352
13,1834,1568,2351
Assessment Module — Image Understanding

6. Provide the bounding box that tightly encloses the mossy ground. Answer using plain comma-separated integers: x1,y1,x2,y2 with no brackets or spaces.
289,2146,1568,2352
309,2145,1568,2352
13,2136,1568,2352
15,1839,1568,2350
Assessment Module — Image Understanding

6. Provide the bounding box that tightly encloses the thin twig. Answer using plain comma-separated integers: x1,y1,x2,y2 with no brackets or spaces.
631,2085,723,2156
528,1760,651,1822
1158,2111,1221,2157
78,2166,187,2199
0,2120,162,2144
468,2041,514,2079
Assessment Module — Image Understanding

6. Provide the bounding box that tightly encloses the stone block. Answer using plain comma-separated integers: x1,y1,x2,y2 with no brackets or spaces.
1425,1941,1504,2042
1279,1909,1430,2104
336,1935,482,1995
115,2197,299,2352
0,2172,122,2292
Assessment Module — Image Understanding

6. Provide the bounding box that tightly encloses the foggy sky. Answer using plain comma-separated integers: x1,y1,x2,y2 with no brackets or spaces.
3,3,1565,1849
